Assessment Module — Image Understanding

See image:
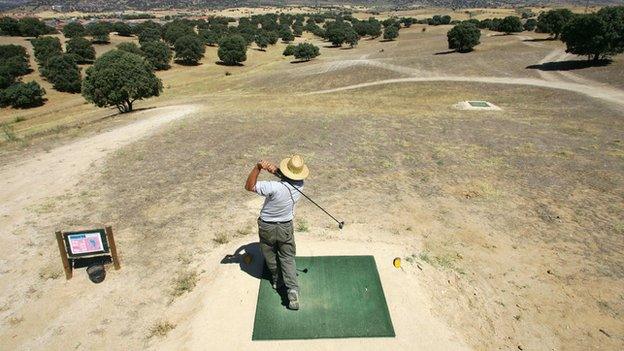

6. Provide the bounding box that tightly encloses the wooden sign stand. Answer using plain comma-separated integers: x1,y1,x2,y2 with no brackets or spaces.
56,226,121,280
105,226,121,271
55,230,73,279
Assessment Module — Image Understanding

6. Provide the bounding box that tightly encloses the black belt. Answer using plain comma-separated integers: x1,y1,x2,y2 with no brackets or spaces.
259,217,292,224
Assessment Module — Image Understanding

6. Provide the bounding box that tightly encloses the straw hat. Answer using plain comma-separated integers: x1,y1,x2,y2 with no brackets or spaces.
279,154,309,180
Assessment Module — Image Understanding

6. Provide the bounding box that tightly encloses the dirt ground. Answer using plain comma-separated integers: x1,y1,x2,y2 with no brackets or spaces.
1,12,623,351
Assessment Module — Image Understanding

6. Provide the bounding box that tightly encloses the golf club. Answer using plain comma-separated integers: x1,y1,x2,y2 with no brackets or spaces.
275,169,345,229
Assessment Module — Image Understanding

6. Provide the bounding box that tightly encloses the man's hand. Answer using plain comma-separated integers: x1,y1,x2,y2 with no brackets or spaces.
257,160,277,174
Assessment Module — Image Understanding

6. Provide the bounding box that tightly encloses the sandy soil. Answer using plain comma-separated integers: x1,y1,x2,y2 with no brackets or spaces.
0,105,197,349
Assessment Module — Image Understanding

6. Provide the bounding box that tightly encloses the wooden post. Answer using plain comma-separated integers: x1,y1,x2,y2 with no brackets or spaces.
55,231,72,280
105,226,121,270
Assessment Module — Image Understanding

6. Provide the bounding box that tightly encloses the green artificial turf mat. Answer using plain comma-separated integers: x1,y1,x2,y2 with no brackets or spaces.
252,255,395,340
468,100,490,107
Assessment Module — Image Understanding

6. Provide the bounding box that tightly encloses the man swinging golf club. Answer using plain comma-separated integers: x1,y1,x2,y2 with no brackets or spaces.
245,155,309,310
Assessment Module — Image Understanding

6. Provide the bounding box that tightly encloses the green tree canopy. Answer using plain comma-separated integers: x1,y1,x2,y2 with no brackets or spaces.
66,36,96,63
0,81,46,108
31,36,63,65
280,26,295,43
163,20,195,45
82,50,163,113
561,7,624,62
367,18,382,38
447,22,481,53
141,41,172,70
218,35,247,65
117,42,143,56
86,22,111,43
383,24,399,41
41,54,82,93
0,44,30,77
0,17,21,36
524,18,537,31
382,18,399,28
138,27,162,44
174,34,205,65
113,21,133,36
325,21,357,47
498,16,523,34
133,20,162,36
293,42,320,61
344,26,359,47
63,21,86,38
293,24,303,37
254,32,270,50
0,66,16,89
537,9,574,39
282,44,295,56
18,17,53,37
400,17,415,28
266,30,279,45
199,28,221,46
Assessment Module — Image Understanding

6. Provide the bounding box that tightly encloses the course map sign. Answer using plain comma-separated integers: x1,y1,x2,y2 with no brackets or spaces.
63,229,109,257
68,232,104,255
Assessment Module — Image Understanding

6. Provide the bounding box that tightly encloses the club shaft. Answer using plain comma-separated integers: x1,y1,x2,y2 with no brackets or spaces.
288,184,342,225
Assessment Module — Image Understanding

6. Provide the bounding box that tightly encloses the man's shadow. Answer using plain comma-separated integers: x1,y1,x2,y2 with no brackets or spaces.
220,242,291,308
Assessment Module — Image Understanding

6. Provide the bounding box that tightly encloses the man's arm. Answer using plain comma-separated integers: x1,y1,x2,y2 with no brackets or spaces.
245,160,277,192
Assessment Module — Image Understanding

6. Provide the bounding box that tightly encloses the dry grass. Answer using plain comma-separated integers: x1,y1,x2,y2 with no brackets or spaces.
296,218,310,232
147,320,176,338
171,271,198,297
93,81,623,349
213,232,230,244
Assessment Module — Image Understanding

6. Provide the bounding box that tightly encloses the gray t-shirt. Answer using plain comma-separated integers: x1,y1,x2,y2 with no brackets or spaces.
255,180,303,222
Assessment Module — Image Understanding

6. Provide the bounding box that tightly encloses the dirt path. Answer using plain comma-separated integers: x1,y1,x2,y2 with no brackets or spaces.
0,104,198,263
305,75,624,109
299,46,624,110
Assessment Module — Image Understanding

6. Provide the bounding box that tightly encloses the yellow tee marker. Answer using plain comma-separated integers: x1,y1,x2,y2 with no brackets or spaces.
393,257,401,269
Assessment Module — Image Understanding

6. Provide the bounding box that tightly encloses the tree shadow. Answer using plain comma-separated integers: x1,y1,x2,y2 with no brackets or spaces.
526,59,612,71
434,49,457,55
379,39,395,42
523,37,555,42
323,44,342,48
215,61,245,67
252,48,267,52
290,59,312,64
174,60,202,66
